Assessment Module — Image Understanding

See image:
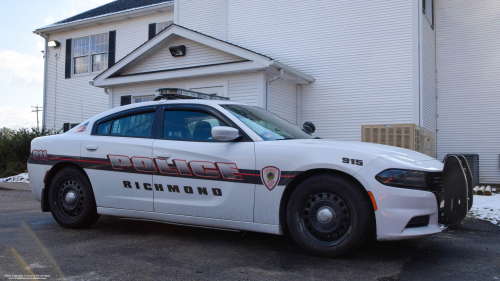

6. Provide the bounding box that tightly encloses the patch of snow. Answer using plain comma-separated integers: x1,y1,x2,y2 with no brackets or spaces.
26,262,47,269
0,173,29,183
467,194,500,226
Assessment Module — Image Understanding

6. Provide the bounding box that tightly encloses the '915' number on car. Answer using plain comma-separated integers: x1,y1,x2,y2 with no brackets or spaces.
342,158,363,166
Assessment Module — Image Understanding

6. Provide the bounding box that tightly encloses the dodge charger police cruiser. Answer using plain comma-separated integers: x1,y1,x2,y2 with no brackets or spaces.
28,88,472,257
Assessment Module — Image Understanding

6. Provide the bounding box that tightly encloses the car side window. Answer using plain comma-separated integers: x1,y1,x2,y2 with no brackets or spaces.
109,112,155,137
163,110,226,141
96,120,111,135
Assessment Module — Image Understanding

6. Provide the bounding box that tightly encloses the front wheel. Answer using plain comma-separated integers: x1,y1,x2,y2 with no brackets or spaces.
286,174,373,257
48,167,100,228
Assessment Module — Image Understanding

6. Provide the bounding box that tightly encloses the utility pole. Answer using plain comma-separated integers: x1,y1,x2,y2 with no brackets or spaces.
31,105,43,131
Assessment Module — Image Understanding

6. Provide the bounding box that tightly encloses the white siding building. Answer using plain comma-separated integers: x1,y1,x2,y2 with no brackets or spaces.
34,0,500,184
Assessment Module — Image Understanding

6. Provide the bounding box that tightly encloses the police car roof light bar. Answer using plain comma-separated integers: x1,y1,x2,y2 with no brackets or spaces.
154,88,230,101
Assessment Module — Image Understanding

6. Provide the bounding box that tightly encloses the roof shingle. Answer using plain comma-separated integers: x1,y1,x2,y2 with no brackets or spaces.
55,0,173,25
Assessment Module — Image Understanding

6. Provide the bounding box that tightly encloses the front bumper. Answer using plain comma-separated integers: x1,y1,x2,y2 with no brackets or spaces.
354,157,446,241
373,184,444,241
355,155,469,241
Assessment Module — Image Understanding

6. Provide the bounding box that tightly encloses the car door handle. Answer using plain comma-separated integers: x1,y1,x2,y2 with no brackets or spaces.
156,152,171,159
86,145,98,151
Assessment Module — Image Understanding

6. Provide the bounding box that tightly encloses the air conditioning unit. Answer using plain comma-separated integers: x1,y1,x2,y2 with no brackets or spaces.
361,123,435,157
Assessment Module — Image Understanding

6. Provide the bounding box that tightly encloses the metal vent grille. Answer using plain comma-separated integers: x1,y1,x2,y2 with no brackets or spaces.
361,124,436,157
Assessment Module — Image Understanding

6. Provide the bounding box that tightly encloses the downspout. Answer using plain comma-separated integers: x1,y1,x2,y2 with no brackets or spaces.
419,3,423,126
266,69,284,110
39,32,48,129
104,88,111,109
296,85,302,126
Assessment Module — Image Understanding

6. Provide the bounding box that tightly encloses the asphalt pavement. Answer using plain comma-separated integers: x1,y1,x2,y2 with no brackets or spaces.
0,188,499,281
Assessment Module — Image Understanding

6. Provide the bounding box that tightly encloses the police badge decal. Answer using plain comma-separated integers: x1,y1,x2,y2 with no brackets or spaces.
261,166,280,190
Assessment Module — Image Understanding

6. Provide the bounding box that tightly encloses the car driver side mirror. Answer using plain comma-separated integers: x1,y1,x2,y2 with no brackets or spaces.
302,121,316,134
211,126,240,141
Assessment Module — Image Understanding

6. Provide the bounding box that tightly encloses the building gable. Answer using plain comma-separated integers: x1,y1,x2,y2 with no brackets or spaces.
122,37,245,76
93,24,314,87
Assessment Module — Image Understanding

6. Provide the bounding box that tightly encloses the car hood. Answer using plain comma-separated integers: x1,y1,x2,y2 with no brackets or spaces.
282,139,436,162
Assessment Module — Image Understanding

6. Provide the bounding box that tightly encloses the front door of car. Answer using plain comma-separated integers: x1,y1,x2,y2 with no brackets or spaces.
152,104,256,222
81,106,158,212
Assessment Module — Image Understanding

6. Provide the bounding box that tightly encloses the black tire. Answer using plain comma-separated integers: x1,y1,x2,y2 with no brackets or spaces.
286,174,373,257
48,167,100,228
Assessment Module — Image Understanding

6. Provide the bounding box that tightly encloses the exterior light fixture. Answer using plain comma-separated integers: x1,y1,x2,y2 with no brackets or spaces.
169,45,186,57
48,40,60,48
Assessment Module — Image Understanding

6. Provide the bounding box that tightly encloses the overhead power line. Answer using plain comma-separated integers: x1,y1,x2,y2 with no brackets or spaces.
0,106,31,116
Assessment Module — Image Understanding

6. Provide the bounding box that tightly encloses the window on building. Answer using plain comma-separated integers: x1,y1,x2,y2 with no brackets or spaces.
156,21,173,34
134,96,155,103
73,34,108,75
423,0,434,27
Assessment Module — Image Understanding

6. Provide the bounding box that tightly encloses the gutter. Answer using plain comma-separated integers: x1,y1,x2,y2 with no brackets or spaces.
38,32,48,129
270,60,315,84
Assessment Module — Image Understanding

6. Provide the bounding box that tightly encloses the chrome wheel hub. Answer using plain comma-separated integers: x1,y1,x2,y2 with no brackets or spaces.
65,191,76,203
317,206,336,224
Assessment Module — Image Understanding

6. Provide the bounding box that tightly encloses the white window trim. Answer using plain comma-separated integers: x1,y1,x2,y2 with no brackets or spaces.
156,21,173,34
71,32,110,77
133,95,155,103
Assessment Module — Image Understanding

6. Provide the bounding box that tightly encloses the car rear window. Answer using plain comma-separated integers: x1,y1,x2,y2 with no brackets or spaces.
110,112,155,137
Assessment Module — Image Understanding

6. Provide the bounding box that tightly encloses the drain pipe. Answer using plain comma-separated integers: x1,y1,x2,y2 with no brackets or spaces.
266,69,284,110
39,32,49,129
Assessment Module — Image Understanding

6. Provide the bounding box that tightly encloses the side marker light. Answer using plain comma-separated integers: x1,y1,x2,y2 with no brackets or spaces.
367,191,378,211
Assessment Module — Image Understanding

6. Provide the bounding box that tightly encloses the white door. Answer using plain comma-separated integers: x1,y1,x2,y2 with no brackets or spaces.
152,104,256,222
81,106,158,212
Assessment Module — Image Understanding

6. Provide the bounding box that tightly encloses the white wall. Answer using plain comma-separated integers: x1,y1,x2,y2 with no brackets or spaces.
226,0,416,141
124,37,243,75
421,1,437,133
436,0,500,183
178,0,222,39
44,11,173,130
112,72,264,108
268,75,297,124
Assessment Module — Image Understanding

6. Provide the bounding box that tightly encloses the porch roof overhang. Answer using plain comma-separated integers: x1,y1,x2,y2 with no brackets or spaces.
92,24,314,88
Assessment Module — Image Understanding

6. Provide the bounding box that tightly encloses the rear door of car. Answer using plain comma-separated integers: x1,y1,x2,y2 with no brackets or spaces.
151,104,256,222
81,105,159,212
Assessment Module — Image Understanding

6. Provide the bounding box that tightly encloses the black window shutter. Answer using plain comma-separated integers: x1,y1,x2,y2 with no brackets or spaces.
121,95,132,106
65,39,72,79
108,30,116,68
63,123,70,132
148,23,156,40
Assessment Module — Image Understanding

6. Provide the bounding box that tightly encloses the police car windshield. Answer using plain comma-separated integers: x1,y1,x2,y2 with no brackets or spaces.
221,105,315,141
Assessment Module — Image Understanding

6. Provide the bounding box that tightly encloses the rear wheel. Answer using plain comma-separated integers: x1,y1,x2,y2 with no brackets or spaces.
286,174,373,257
48,167,100,228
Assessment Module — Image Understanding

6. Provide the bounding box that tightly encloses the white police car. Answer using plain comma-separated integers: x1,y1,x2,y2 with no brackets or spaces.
28,88,472,257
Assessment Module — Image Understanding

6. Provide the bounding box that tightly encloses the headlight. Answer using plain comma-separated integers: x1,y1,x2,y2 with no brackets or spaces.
375,169,427,190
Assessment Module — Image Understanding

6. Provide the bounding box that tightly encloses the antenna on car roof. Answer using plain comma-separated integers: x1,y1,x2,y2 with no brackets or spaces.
154,88,230,101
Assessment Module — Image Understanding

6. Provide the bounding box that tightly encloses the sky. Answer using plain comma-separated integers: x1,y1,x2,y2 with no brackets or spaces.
0,0,114,129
